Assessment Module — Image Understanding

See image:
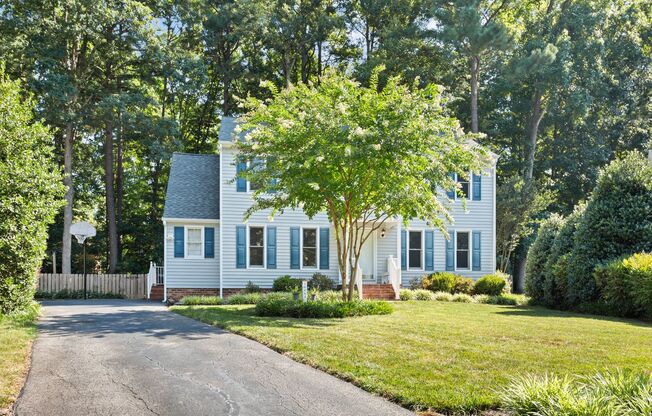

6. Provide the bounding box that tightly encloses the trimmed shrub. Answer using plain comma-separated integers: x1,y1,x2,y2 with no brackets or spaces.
432,291,453,301
272,275,302,292
179,296,223,305
451,293,474,303
453,275,475,294
473,293,530,306
399,289,415,301
500,370,652,416
474,273,509,296
254,297,393,318
413,289,435,301
421,272,456,293
525,214,564,302
34,290,125,300
308,273,335,291
595,252,652,318
567,152,652,305
242,281,261,293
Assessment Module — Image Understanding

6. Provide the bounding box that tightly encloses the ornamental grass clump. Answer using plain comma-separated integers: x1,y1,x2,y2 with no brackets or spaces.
432,291,454,302
178,296,223,305
254,297,393,318
451,293,475,303
399,289,415,301
413,289,435,301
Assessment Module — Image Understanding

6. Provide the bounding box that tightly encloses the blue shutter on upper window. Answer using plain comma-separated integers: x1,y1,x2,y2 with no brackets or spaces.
400,230,407,271
472,174,481,200
290,227,300,269
204,227,215,258
446,172,456,199
236,225,246,268
425,230,434,271
319,227,329,269
472,231,481,271
174,227,184,258
445,230,455,271
267,227,277,269
236,162,247,192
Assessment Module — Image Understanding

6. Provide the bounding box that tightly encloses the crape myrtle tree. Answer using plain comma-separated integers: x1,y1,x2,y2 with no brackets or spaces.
235,68,489,300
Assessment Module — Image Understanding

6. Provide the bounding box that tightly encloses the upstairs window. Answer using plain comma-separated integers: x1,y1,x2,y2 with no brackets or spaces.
457,174,470,199
249,226,265,267
248,158,264,192
302,228,317,268
456,231,470,270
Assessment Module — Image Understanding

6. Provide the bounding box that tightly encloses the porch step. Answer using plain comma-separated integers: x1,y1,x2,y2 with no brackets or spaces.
362,284,396,300
150,284,164,301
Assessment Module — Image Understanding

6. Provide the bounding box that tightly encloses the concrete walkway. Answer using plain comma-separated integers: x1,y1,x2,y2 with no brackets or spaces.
15,300,412,416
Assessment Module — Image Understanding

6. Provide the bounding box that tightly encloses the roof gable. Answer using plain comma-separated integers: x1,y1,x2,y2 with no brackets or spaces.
163,153,220,220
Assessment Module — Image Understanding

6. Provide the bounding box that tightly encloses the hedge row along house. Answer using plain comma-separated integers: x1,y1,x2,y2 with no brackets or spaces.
158,117,497,302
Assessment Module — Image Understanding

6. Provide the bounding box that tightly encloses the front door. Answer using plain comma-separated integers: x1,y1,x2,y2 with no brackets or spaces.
358,236,375,281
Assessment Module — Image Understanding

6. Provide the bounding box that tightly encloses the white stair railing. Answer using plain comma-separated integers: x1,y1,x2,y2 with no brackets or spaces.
387,256,401,300
146,261,156,299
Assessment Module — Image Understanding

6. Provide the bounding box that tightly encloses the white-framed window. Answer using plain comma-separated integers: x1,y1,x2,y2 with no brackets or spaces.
247,158,264,192
408,230,423,270
302,227,318,268
456,231,470,270
248,225,265,267
185,226,204,259
456,173,470,199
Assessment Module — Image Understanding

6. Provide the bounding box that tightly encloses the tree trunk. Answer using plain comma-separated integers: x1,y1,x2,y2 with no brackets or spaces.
283,51,292,88
61,123,74,274
317,41,322,80
470,55,480,133
525,91,545,181
300,46,309,83
115,118,124,263
104,121,119,273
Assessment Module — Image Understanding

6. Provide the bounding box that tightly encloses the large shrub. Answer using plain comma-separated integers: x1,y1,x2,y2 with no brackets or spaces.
525,214,564,302
272,275,302,292
595,253,652,318
0,74,65,314
453,275,475,294
308,272,334,291
474,273,509,296
421,272,457,293
542,204,586,308
566,152,652,305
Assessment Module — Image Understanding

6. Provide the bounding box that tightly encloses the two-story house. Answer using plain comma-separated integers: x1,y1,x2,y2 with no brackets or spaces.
160,117,497,302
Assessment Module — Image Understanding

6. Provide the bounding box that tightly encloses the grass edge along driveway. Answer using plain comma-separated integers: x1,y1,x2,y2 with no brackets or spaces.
0,309,38,414
172,301,652,413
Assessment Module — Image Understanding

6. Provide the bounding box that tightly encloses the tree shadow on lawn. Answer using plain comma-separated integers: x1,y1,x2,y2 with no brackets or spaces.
496,306,652,328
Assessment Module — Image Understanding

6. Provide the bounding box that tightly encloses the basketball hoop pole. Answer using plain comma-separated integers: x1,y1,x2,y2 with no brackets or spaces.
83,238,87,300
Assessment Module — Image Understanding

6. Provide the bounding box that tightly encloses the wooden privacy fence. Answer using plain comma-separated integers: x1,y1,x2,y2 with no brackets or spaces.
37,273,147,299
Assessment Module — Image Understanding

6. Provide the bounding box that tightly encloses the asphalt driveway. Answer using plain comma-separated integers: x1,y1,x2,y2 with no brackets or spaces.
15,300,412,416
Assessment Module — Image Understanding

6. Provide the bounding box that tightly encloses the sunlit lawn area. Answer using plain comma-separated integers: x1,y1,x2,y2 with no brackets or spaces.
0,311,38,413
172,301,652,413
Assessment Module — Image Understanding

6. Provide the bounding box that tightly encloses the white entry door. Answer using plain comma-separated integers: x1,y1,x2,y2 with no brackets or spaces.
358,236,375,281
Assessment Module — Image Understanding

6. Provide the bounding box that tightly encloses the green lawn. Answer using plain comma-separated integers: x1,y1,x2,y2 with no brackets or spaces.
0,310,38,413
172,301,652,413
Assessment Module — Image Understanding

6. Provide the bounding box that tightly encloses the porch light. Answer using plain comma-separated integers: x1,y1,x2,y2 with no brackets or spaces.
380,228,386,238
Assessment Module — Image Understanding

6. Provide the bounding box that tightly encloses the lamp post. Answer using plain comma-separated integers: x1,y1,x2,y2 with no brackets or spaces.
70,222,96,300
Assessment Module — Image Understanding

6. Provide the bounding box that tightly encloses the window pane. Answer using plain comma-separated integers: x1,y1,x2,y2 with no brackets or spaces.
457,251,469,269
303,248,317,267
457,232,469,250
409,231,421,248
409,250,421,268
250,227,264,247
457,175,470,198
188,243,202,257
249,159,264,191
250,247,264,266
188,228,202,243
303,229,316,248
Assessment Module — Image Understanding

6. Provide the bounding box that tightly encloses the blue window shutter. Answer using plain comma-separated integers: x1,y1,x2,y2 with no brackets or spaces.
473,174,482,200
319,227,329,269
204,227,215,258
400,230,407,271
236,162,247,192
425,230,434,271
472,231,481,271
267,227,277,269
446,172,456,199
445,230,455,271
290,227,300,269
174,227,184,258
236,225,246,268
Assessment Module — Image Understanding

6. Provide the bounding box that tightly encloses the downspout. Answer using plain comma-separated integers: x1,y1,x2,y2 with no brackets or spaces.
492,166,497,273
163,219,167,303
219,143,224,298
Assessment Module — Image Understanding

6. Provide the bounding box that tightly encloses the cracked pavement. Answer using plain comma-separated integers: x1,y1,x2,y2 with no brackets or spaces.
15,300,413,416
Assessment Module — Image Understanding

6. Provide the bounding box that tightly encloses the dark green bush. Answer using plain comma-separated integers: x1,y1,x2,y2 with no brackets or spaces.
35,290,124,300
308,272,334,291
525,214,564,302
474,273,508,296
242,281,261,293
0,74,65,314
272,275,302,292
595,252,652,318
421,272,457,293
566,152,652,305
452,275,475,294
255,297,393,318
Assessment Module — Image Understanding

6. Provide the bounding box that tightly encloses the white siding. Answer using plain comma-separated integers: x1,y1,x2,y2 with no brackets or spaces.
165,221,220,288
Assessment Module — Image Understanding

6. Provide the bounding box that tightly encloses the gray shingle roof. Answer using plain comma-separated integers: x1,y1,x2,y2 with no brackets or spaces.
163,153,220,220
218,116,246,142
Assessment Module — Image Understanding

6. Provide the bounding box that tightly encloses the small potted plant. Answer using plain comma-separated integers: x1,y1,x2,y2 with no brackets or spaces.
309,288,319,301
292,287,300,300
